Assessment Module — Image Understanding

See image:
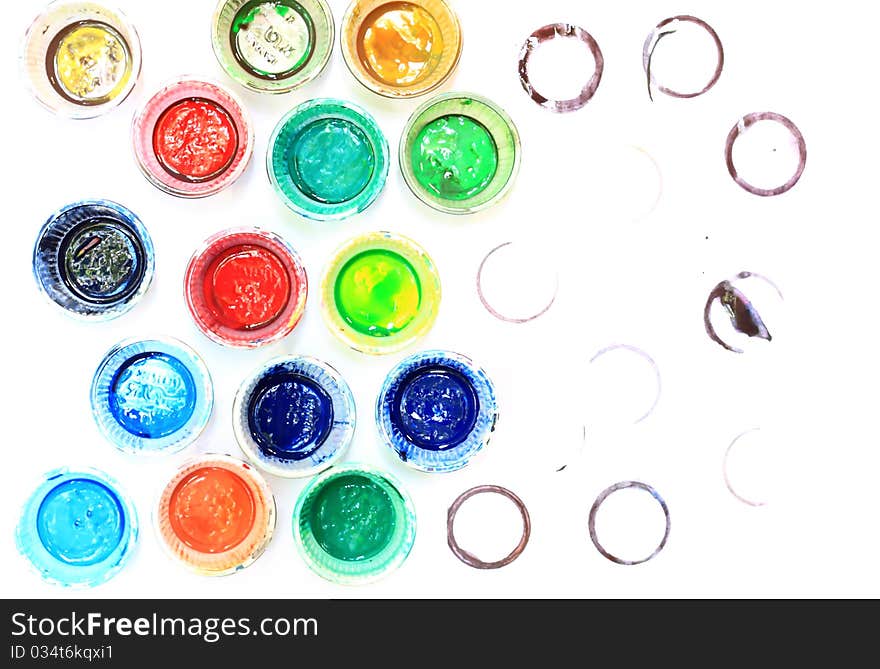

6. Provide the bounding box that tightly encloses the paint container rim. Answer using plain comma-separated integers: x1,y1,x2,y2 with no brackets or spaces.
21,0,143,119
339,0,463,99
320,231,442,355
154,453,276,576
32,198,155,322
292,463,416,585
399,91,521,215
266,97,389,221
184,227,308,348
16,466,138,588
131,76,254,198
232,354,356,478
376,349,498,472
211,0,335,94
90,335,214,455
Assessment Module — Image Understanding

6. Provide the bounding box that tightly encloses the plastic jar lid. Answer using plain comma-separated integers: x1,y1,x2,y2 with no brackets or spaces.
212,0,334,93
320,231,441,354
340,0,462,98
233,355,356,477
155,454,276,576
33,199,154,321
184,227,308,348
132,77,254,198
400,92,520,214
293,464,416,584
16,467,137,587
90,337,214,455
377,350,498,472
22,1,141,118
267,98,389,220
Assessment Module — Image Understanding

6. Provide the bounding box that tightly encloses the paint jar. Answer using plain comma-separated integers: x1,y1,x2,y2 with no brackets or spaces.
90,337,214,455
267,99,389,220
233,356,356,477
155,454,275,576
184,228,308,348
320,231,441,354
211,0,334,93
293,464,416,584
377,350,498,472
400,93,520,214
132,77,253,198
22,1,141,118
16,467,137,587
33,199,154,321
340,0,461,98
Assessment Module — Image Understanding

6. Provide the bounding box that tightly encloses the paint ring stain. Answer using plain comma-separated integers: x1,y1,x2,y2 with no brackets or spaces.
642,15,724,100
725,111,807,196
518,23,604,112
588,481,671,566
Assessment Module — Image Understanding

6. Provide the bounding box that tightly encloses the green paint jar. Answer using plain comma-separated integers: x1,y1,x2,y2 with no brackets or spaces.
212,0,334,93
400,92,521,214
293,464,416,584
321,231,441,354
268,99,389,221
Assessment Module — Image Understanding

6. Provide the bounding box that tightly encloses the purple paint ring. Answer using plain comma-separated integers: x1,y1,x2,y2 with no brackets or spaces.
518,23,604,113
643,15,724,99
447,485,531,569
588,481,670,566
725,111,807,197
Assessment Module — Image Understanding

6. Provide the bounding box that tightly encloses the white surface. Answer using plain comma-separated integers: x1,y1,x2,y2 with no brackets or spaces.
1,0,879,598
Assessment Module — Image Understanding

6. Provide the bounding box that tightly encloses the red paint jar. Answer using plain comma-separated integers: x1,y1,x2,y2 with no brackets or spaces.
185,228,308,348
132,77,253,197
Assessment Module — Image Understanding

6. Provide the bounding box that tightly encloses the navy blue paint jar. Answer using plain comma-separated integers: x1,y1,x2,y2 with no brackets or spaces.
33,200,154,320
377,350,498,473
233,355,356,478
90,337,213,454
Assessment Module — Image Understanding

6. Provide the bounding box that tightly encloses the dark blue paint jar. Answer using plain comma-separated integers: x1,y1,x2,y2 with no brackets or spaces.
33,200,154,320
233,355,356,477
377,350,498,472
90,337,213,454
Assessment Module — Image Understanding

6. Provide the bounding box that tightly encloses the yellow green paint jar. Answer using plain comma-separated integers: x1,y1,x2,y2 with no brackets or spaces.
321,231,441,355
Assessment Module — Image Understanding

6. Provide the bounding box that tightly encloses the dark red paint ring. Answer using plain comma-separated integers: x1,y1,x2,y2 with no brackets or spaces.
185,228,308,348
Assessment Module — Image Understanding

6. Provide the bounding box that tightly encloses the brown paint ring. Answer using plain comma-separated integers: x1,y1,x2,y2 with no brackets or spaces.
725,111,807,196
588,481,670,566
643,15,724,99
518,23,604,113
447,485,531,569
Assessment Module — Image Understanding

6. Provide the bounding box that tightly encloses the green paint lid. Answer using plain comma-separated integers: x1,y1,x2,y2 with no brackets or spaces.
268,98,389,221
293,464,417,584
400,92,521,214
212,0,334,94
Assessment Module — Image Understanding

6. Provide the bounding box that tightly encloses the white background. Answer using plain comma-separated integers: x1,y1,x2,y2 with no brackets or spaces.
1,0,879,598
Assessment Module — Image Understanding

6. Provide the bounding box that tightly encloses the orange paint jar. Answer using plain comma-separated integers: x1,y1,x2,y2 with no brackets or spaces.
156,454,275,575
341,0,461,97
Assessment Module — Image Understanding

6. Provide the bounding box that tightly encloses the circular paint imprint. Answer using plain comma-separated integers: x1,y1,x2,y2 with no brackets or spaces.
411,114,498,201
394,365,479,450
356,2,442,87
726,112,806,197
50,21,132,104
60,221,141,303
109,352,197,438
231,0,314,79
704,271,783,354
588,481,670,566
308,473,396,561
476,241,558,323
247,371,334,460
153,98,239,182
169,467,256,554
36,479,124,566
643,16,723,100
447,485,530,569
334,249,421,337
204,244,291,330
290,118,375,204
